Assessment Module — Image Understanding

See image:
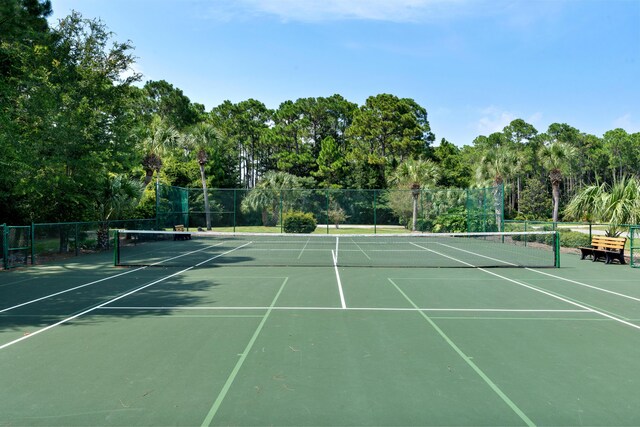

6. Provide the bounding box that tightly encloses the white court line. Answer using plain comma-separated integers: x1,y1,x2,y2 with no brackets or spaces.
200,277,288,426
297,237,311,259
525,268,640,303
0,242,225,314
97,306,588,313
410,242,640,332
388,277,535,427
350,237,372,260
0,242,252,351
434,242,518,266
435,241,640,304
331,249,347,309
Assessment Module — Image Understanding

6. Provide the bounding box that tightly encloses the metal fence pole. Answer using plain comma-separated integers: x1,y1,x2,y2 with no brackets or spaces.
2,224,6,270
326,189,329,234
233,189,237,233
30,222,35,264
373,190,377,235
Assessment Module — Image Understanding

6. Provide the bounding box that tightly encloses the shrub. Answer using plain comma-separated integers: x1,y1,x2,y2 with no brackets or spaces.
559,231,591,248
283,211,317,233
328,206,348,229
432,207,467,233
415,218,433,232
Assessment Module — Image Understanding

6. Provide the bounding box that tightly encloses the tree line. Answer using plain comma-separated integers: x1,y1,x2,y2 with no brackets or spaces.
2,1,639,227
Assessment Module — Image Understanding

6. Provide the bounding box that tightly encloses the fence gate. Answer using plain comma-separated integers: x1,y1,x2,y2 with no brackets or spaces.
2,225,32,269
631,226,640,268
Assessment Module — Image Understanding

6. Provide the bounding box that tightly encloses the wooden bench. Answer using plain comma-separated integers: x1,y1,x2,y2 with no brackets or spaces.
578,235,626,264
172,225,191,241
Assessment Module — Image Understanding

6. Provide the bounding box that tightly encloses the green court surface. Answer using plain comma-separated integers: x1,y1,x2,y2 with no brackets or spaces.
2,238,640,426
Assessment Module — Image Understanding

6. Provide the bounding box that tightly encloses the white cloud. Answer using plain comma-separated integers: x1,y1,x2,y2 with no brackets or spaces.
476,107,516,135
475,107,543,136
214,0,469,23
613,114,639,132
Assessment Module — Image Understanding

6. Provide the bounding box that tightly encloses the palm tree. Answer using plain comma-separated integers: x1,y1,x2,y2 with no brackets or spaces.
392,158,440,232
139,117,180,188
183,123,221,230
565,177,640,236
539,142,576,222
95,174,143,248
476,147,519,231
241,171,301,226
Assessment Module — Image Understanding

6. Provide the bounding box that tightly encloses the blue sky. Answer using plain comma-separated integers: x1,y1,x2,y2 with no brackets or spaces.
49,0,640,146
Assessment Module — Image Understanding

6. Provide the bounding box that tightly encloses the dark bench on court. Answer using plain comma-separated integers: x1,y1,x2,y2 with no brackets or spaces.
578,235,626,264
172,224,191,241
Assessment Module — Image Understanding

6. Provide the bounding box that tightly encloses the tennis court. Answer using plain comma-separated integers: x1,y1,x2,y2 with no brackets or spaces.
1,231,640,426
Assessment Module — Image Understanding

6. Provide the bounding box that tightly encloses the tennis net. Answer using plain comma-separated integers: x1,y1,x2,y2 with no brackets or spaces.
113,230,560,268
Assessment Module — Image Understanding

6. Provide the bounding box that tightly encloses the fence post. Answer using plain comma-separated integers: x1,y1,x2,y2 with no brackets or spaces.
326,189,329,234
465,188,470,233
233,189,237,233
279,190,283,233
31,222,35,264
373,190,377,235
2,224,6,270
75,222,79,256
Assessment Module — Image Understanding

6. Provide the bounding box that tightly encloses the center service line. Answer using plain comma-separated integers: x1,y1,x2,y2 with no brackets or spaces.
332,249,347,309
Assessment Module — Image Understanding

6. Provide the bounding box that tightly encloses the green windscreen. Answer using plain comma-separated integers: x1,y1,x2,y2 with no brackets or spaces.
155,185,505,233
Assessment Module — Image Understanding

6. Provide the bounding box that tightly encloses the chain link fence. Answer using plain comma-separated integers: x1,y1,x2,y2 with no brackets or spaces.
156,184,504,234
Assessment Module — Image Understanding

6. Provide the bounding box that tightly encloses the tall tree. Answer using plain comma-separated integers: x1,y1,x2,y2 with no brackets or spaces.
346,94,433,184
392,159,440,232
182,123,221,230
433,138,470,188
241,171,302,226
538,141,576,222
139,117,180,188
476,146,519,229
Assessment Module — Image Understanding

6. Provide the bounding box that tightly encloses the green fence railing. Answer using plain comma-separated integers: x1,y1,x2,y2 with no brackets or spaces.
30,218,156,265
156,184,505,234
3,225,32,269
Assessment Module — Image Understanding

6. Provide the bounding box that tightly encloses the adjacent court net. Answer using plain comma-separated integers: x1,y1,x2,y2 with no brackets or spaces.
114,230,559,268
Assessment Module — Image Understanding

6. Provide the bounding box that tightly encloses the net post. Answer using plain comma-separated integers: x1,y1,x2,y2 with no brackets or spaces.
500,183,505,232
113,229,119,266
155,181,160,230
